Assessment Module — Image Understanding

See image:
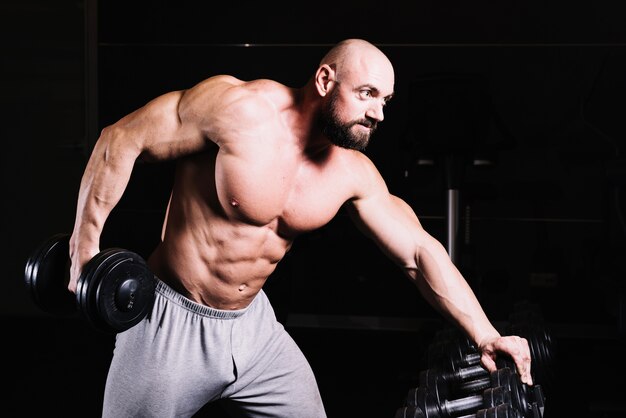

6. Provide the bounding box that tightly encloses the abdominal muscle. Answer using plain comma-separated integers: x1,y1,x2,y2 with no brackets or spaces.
147,216,291,310
146,152,296,310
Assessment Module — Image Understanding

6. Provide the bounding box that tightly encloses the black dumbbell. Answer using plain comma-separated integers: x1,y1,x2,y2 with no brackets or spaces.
24,233,156,333
405,383,513,418
395,403,522,418
427,326,553,388
429,314,555,369
413,368,545,418
418,359,515,400
429,325,553,370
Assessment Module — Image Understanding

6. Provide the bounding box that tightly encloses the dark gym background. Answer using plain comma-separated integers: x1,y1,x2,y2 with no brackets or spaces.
2,1,625,416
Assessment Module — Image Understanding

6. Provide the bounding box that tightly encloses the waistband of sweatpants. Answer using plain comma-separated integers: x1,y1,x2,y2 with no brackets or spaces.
154,277,256,319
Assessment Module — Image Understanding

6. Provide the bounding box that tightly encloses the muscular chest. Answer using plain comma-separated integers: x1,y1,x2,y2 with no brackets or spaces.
214,145,349,234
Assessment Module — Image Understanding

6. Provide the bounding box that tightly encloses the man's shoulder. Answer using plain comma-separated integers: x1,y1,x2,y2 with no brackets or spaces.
179,76,286,123
230,78,294,110
195,76,291,114
191,75,289,100
179,76,294,142
329,148,380,186
335,147,377,170
334,148,387,198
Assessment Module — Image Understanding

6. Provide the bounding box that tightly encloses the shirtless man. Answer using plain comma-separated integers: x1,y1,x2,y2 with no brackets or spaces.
69,39,532,417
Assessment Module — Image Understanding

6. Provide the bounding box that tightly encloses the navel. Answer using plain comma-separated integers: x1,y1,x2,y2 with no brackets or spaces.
230,198,240,208
238,283,248,292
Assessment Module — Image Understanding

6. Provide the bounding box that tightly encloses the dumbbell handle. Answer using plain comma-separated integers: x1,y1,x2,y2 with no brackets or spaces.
411,385,511,417
430,339,518,374
457,373,528,398
459,376,491,394
419,359,515,394
444,385,512,416
453,352,482,368
451,363,489,382
456,367,523,395
443,393,484,414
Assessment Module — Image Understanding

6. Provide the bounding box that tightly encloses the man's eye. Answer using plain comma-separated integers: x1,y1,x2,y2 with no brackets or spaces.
360,90,372,98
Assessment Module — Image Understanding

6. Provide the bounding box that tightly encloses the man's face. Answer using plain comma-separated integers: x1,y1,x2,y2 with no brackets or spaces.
319,67,394,151
319,85,377,151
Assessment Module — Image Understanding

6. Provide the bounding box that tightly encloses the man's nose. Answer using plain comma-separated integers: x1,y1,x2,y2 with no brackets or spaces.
366,103,384,123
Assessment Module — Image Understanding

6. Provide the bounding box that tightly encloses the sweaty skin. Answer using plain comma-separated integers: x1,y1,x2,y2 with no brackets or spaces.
68,39,533,385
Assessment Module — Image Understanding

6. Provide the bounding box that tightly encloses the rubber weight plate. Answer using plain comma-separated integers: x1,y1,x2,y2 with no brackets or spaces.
77,249,155,333
24,233,76,315
76,248,120,332
96,250,156,332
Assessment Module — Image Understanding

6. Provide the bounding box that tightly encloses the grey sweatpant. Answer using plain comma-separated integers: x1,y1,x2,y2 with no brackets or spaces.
102,278,326,418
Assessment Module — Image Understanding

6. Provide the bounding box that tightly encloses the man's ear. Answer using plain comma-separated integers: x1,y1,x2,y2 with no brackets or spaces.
315,64,336,97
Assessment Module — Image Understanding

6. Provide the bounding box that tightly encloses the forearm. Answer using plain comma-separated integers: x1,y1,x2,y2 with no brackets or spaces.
407,236,500,346
70,128,140,260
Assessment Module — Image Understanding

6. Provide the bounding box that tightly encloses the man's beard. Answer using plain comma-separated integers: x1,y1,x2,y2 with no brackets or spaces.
319,89,377,151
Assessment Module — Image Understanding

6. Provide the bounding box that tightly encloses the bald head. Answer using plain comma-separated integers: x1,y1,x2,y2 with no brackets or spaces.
319,39,393,80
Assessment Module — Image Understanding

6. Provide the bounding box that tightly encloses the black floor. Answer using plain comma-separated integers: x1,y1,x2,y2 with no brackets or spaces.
1,315,624,417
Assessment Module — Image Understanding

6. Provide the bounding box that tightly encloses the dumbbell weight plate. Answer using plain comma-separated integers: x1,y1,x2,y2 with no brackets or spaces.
24,233,76,315
76,248,155,333
96,250,156,332
76,248,118,332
